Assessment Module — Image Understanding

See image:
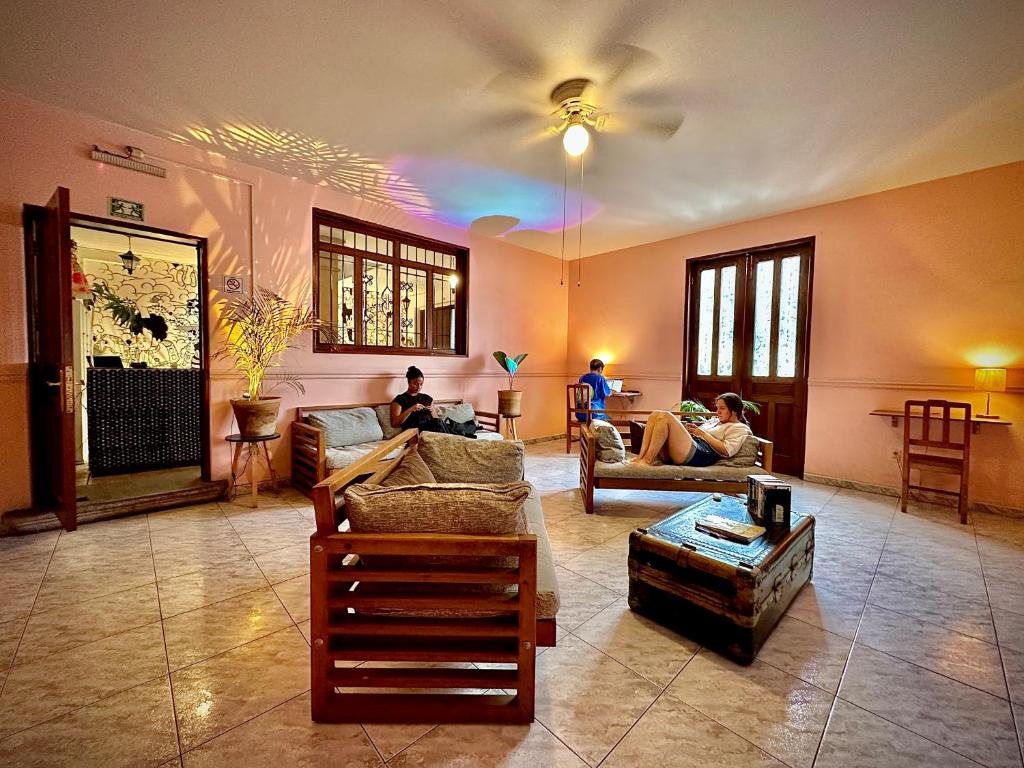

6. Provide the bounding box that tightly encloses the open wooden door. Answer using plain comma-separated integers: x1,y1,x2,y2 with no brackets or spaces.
24,187,77,530
684,238,814,477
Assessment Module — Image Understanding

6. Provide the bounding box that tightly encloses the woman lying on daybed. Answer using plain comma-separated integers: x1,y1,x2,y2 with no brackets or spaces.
631,392,752,466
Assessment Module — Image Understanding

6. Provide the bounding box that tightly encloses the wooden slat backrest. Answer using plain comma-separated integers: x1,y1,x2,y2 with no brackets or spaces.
310,531,537,724
567,383,592,422
903,399,971,453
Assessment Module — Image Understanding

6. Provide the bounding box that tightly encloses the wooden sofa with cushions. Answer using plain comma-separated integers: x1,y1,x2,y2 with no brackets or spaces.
292,399,502,495
308,429,558,725
579,420,774,514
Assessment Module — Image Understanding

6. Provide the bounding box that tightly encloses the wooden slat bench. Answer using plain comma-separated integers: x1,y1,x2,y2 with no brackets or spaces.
579,422,774,514
309,429,554,725
292,399,501,495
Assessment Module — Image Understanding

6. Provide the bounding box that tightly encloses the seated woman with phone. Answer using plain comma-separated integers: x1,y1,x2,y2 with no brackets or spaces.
631,392,752,467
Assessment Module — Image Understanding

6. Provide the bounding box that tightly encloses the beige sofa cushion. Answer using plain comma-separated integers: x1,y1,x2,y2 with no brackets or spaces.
344,481,531,535
437,402,475,424
522,486,559,619
308,407,384,448
375,404,403,440
717,435,760,467
418,432,524,484
325,440,402,470
379,448,436,487
594,455,754,482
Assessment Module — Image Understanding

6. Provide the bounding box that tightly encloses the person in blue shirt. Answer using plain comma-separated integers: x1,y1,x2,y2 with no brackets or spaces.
577,358,613,422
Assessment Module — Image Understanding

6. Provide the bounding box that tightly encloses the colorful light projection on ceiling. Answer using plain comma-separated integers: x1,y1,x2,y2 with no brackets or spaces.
388,156,601,234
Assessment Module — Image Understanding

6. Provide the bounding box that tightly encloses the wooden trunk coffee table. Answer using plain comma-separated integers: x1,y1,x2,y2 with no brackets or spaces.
628,495,815,664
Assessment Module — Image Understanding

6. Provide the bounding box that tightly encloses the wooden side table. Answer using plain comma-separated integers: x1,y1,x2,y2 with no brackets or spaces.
226,432,281,508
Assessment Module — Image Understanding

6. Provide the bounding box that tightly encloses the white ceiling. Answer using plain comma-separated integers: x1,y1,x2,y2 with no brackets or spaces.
2,0,1022,257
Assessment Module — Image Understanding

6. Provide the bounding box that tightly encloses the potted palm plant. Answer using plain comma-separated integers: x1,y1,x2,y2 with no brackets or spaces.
493,351,527,418
217,287,319,437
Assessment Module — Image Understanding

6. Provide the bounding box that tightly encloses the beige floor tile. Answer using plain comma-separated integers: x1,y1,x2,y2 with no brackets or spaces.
181,691,381,767
171,626,309,750
33,561,155,613
534,634,660,765
163,586,294,670
856,604,1007,697
153,543,253,582
995,608,1024,654
988,574,1024,615
297,619,311,644
363,723,436,761
0,622,167,738
867,573,996,643
816,699,981,768
0,580,44,622
665,651,833,768
551,567,619,631
603,695,785,768
14,583,161,665
0,678,178,768
0,619,26,670
572,598,698,687
559,546,629,594
157,557,269,618
838,645,1019,767
808,557,876,601
272,573,311,623
756,616,852,693
784,583,865,639
813,539,882,573
1001,646,1024,706
389,721,585,767
253,542,309,584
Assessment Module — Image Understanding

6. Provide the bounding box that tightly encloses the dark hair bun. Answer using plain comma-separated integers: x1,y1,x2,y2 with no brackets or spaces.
406,365,424,381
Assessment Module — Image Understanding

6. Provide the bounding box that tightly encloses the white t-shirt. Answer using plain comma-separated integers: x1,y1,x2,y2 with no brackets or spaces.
699,418,752,457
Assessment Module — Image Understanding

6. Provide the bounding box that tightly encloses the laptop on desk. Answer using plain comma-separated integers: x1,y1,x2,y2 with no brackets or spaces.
608,379,623,393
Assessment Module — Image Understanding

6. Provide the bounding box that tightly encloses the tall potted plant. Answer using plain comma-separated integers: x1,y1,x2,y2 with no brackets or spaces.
493,351,527,417
217,287,319,437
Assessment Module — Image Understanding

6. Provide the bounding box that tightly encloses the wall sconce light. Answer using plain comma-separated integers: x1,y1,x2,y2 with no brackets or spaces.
974,368,1007,419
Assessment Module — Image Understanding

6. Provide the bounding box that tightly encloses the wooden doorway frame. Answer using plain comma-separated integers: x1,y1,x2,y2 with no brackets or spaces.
66,213,212,482
682,236,815,477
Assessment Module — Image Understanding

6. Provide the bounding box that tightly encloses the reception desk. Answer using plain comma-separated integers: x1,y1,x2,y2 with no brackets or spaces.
86,367,202,475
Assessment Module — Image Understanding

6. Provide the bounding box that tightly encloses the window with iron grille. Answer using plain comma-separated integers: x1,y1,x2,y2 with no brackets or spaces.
312,209,468,355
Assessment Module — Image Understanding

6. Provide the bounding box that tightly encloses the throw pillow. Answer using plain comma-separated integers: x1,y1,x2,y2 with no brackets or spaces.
379,448,437,487
417,431,525,483
307,407,384,448
344,481,531,535
375,404,403,440
718,435,760,467
437,402,476,425
591,419,626,462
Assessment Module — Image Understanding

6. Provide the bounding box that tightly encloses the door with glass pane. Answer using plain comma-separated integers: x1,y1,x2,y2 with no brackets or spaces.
684,239,814,476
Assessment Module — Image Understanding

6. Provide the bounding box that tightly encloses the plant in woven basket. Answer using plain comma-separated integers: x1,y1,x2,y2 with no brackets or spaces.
492,351,528,390
216,287,319,401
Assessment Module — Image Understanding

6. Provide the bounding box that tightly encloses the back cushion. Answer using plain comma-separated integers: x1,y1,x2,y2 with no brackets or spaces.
591,419,626,462
344,481,531,536
375,404,403,440
379,448,437,487
717,435,760,467
437,402,476,424
418,431,525,484
307,407,384,448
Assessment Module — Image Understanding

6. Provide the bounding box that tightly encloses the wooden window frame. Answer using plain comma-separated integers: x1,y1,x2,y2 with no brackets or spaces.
312,209,469,356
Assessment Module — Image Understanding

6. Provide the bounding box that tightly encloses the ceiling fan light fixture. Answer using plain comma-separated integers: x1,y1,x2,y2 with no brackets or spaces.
562,122,590,157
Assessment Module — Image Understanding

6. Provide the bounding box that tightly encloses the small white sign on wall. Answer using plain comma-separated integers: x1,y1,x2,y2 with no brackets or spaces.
223,275,244,294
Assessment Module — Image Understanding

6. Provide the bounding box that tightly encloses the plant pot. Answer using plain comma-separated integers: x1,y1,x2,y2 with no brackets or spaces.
231,397,282,438
497,389,523,418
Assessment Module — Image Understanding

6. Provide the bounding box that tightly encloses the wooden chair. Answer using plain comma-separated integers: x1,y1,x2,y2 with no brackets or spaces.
565,383,593,453
901,399,971,524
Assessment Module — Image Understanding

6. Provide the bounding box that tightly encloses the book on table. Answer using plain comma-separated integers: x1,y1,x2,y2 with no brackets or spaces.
695,514,766,544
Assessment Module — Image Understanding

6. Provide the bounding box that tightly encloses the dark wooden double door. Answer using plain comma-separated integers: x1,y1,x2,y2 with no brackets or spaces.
684,239,815,476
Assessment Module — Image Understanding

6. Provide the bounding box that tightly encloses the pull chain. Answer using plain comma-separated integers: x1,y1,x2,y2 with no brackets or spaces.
560,151,567,286
577,153,584,287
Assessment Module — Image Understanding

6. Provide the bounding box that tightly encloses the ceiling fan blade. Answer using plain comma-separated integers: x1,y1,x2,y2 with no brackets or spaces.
615,84,686,111
599,43,661,93
598,111,685,140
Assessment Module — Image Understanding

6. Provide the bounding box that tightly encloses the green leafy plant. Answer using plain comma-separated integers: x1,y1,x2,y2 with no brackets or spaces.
215,287,319,400
671,396,761,421
492,351,528,390
91,281,168,341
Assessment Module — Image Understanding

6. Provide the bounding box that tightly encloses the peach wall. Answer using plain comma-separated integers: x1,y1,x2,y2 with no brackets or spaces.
0,91,568,512
568,161,1024,511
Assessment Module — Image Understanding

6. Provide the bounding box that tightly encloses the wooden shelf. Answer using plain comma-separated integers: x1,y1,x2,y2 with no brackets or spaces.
870,409,1012,434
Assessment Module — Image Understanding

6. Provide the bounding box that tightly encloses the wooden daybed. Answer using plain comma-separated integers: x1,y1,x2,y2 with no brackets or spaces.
579,421,774,514
292,399,502,494
308,429,557,725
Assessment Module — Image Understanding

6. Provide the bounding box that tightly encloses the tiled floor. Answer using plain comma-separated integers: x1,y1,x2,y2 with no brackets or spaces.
1,439,1023,767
